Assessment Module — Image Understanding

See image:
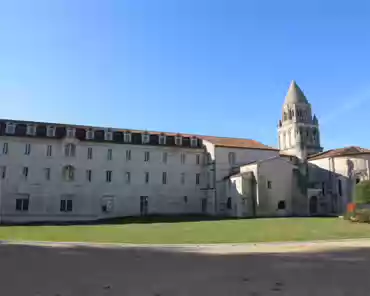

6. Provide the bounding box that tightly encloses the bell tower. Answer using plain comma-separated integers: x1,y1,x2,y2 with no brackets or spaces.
278,81,322,159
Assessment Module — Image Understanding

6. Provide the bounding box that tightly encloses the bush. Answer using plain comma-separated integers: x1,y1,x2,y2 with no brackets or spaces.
351,209,370,223
354,180,370,204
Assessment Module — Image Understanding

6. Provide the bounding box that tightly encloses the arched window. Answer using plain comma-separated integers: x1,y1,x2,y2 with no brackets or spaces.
283,112,287,121
226,197,232,210
63,165,75,181
287,129,292,147
65,143,76,157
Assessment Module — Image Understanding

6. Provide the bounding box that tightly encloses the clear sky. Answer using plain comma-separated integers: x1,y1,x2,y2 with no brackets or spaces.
1,0,370,150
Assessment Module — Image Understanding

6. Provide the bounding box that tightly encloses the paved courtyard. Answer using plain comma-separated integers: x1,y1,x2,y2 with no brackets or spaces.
1,242,370,295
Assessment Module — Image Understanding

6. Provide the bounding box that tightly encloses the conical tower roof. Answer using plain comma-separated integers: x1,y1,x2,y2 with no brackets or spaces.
284,80,308,104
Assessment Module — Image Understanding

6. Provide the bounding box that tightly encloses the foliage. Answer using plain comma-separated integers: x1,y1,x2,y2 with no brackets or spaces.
354,180,370,204
350,209,370,223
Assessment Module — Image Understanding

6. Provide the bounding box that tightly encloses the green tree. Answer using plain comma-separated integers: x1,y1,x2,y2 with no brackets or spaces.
354,180,370,204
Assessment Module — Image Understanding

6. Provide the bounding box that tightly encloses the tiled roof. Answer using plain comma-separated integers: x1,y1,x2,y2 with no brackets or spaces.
200,136,278,150
308,146,370,160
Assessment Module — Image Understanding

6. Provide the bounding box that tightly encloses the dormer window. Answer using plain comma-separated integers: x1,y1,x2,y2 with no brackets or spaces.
86,129,94,140
124,132,131,143
159,134,166,145
26,124,36,136
104,129,113,141
46,126,56,137
190,137,198,148
175,135,182,146
66,127,75,138
142,133,150,144
5,122,15,134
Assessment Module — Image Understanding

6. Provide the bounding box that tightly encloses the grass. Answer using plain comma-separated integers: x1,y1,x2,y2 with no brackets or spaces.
0,217,369,244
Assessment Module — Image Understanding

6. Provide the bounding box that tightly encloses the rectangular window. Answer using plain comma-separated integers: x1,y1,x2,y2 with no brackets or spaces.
60,199,73,212
106,170,112,183
338,179,342,196
47,126,55,137
104,131,113,141
26,125,36,136
181,153,186,164
142,133,150,144
86,170,92,182
196,173,200,185
44,168,51,180
175,136,182,146
126,150,131,161
190,138,198,147
66,128,75,138
144,151,150,162
267,180,272,189
107,149,112,160
0,166,6,179
162,152,167,163
5,123,15,134
145,172,149,184
322,182,325,196
25,143,31,155
16,197,29,211
46,145,52,157
86,129,94,140
2,143,8,154
162,172,167,184
124,132,131,143
181,172,185,185
159,135,166,145
87,147,93,159
125,172,131,184
23,167,29,178
228,152,236,165
196,154,200,165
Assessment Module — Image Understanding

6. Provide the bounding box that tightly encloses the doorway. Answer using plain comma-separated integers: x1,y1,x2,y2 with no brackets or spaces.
309,196,318,215
140,196,149,216
201,198,207,214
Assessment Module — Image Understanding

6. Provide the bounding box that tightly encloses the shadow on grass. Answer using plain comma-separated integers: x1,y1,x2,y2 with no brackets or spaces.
0,243,368,295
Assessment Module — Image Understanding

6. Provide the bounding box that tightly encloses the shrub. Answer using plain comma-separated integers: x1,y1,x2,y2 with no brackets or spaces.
351,209,370,223
354,180,370,204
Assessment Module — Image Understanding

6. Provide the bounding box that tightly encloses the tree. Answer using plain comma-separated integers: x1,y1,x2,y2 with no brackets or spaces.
354,180,370,204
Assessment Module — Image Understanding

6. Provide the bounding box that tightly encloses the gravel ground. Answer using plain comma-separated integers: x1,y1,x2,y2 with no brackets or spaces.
1,241,370,295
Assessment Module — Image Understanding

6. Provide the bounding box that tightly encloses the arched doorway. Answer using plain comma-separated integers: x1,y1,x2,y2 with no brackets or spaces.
309,196,318,215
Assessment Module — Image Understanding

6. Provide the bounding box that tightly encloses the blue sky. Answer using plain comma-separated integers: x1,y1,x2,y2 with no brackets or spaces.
1,0,370,149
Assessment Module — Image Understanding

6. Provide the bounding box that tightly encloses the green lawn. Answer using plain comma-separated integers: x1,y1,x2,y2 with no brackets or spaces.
0,218,369,244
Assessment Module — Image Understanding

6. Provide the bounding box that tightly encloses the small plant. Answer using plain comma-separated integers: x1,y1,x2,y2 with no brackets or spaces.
354,180,370,204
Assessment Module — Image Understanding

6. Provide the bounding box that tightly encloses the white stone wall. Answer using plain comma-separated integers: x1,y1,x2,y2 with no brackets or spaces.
0,136,205,222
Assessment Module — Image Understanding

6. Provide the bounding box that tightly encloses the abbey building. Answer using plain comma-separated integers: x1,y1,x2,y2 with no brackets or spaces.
0,81,368,223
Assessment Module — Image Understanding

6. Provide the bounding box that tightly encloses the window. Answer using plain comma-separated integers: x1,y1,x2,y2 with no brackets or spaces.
47,126,56,137
175,136,182,146
228,152,236,165
22,167,29,178
184,196,188,204
196,173,200,185
226,197,232,209
63,165,75,181
190,138,198,147
66,128,75,138
162,172,167,184
180,172,185,185
181,153,186,164
44,168,51,180
196,154,200,165
338,179,342,196
86,170,92,182
26,124,36,136
65,143,76,157
5,122,15,134
2,143,8,154
125,172,131,184
46,145,52,157
322,182,325,195
86,129,94,140
0,166,6,179
25,143,31,155
124,132,131,143
126,150,131,161
144,151,150,162
159,135,166,145
107,149,112,160
278,200,286,210
60,199,73,212
162,152,168,163
145,172,149,184
104,130,113,141
267,180,272,189
16,196,29,212
106,170,112,183
356,178,361,184
87,147,93,159
142,133,150,144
